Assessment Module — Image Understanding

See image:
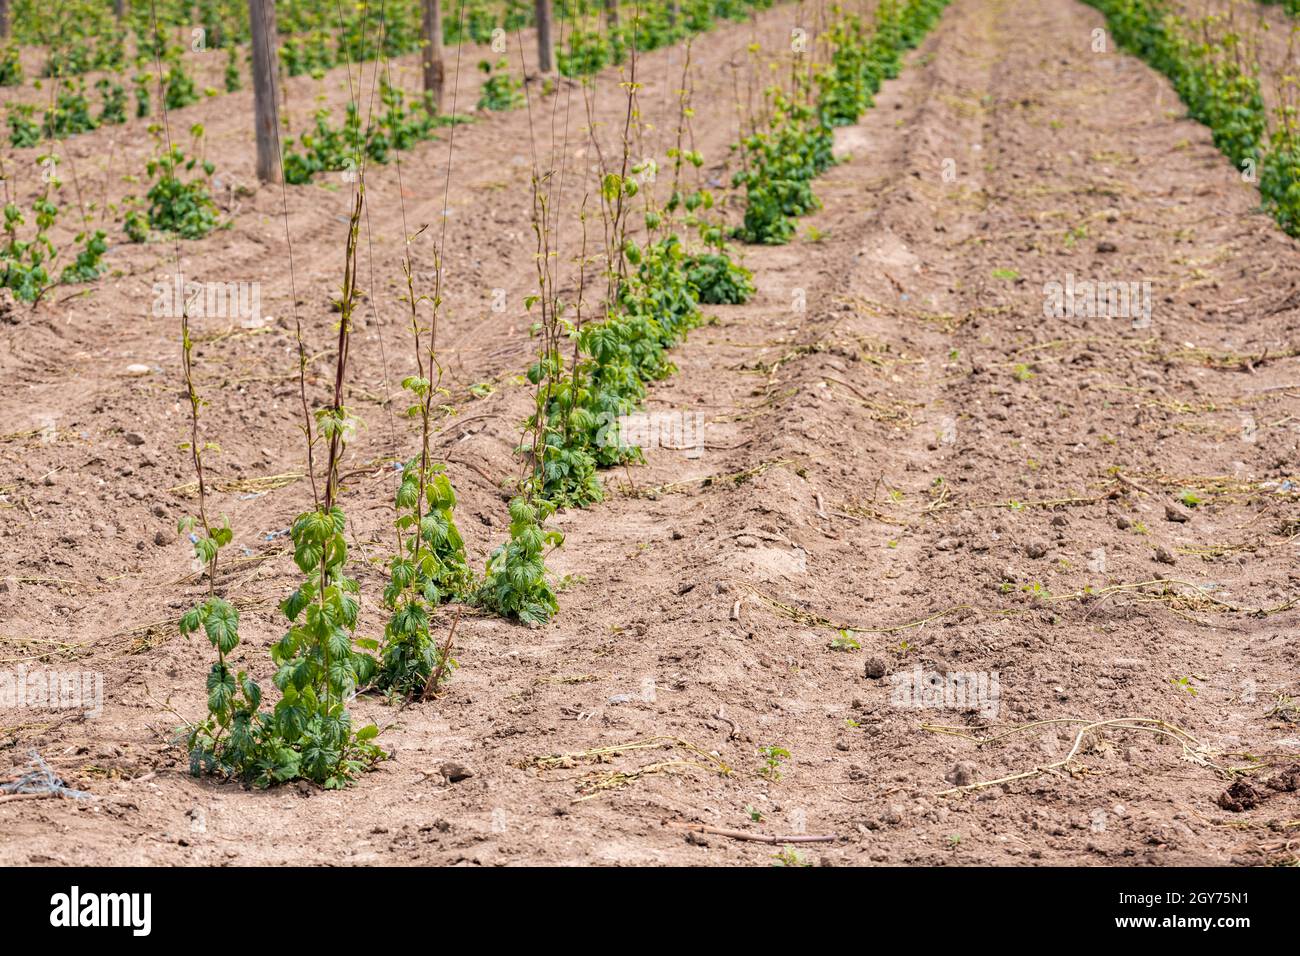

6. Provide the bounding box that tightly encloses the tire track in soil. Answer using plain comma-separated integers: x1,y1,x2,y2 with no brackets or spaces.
4,0,1299,865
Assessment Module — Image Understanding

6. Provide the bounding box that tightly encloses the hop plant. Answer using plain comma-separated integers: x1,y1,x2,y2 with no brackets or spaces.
1,197,59,303
145,135,219,240
133,73,151,119
60,230,108,285
96,78,128,126
7,105,41,148
178,517,269,779
42,81,98,139
0,45,23,87
268,504,383,787
476,59,523,112
686,251,755,305
733,89,834,245
377,455,473,697
1261,106,1300,238
478,496,563,626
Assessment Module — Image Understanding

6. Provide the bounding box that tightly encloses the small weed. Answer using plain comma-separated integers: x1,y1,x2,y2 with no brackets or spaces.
757,745,790,781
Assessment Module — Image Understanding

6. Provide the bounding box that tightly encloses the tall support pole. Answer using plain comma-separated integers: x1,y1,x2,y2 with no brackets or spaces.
421,0,445,112
535,0,554,74
248,0,281,183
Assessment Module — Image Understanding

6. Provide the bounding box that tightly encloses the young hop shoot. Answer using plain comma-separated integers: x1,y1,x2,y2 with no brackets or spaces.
378,248,473,696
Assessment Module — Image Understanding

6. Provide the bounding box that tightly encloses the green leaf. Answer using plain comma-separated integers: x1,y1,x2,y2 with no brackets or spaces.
202,598,240,654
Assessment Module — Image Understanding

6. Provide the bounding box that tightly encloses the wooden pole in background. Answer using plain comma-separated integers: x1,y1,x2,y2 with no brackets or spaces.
0,0,10,41
421,0,445,112
248,0,281,183
534,0,554,74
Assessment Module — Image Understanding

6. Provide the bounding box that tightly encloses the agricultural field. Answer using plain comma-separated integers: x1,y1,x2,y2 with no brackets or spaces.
0,0,1297,876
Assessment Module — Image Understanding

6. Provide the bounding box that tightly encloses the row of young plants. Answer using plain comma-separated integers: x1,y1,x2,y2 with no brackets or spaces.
505,0,956,612
733,0,951,244
8,76,151,147
4,56,232,125
1,123,220,302
2,0,486,87
279,0,778,183
2,0,245,85
179,36,755,791
1,0,769,89
177,102,539,789
512,47,756,536
1084,0,1300,236
281,79,459,183
173,0,592,788
557,0,773,77
173,0,955,788
279,0,534,77
4,7,244,160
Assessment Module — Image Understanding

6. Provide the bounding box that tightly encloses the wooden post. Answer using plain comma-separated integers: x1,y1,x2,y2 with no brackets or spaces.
113,0,125,18
0,0,10,40
421,0,445,112
604,0,619,31
248,0,281,183
534,0,554,74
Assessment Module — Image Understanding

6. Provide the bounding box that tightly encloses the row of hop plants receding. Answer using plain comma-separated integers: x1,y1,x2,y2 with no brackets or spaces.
1083,0,1300,236
0,0,771,95
0,0,515,87
278,0,789,184
173,0,957,789
733,0,951,244
0,0,785,301
1,116,217,303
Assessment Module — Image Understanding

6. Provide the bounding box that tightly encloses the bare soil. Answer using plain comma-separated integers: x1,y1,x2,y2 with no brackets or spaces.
2,0,1298,866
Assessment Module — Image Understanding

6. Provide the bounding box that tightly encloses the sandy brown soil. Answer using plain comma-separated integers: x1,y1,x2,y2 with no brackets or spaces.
2,0,1299,866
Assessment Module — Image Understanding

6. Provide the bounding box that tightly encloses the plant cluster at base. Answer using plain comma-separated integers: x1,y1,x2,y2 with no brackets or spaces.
477,59,524,112
478,494,563,625
143,125,220,240
558,0,768,77
283,81,459,184
1,174,109,303
377,455,473,695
